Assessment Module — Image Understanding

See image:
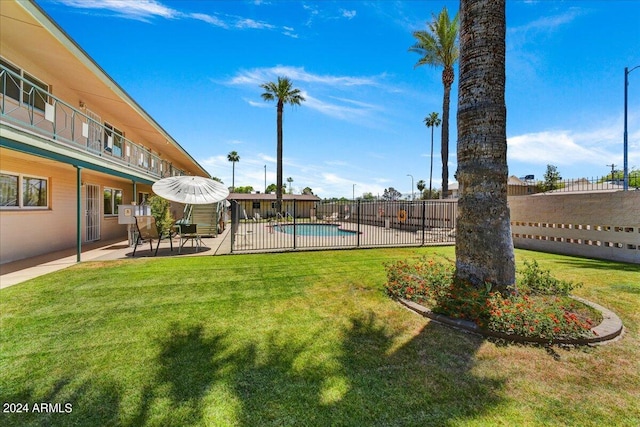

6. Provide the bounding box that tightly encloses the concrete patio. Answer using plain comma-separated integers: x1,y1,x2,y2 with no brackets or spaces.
0,227,233,289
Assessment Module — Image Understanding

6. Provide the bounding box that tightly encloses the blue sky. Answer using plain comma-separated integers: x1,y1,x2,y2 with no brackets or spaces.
39,0,640,198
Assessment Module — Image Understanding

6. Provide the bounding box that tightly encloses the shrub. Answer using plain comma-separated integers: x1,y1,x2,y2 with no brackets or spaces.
518,259,580,296
148,195,174,235
384,257,454,307
384,257,597,341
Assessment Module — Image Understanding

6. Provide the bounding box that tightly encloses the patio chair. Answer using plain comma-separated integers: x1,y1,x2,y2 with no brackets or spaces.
133,216,172,256
174,222,204,254
323,212,339,223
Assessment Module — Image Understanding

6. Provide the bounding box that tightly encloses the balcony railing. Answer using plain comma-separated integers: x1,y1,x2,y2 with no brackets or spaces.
1,65,186,178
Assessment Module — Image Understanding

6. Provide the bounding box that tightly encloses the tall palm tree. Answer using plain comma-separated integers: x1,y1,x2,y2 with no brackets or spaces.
416,180,426,199
424,112,442,199
410,7,459,199
287,177,293,194
455,0,515,294
227,151,240,192
260,77,305,213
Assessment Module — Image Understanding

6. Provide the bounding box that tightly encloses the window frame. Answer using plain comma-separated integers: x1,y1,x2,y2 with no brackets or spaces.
104,122,124,158
0,57,50,111
103,187,123,216
138,192,149,205
0,58,21,102
0,171,49,210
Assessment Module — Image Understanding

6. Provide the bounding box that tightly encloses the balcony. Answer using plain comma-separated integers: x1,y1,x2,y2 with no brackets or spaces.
1,65,186,179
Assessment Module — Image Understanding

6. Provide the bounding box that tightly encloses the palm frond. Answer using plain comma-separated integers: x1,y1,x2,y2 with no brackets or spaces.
410,7,459,69
260,76,305,106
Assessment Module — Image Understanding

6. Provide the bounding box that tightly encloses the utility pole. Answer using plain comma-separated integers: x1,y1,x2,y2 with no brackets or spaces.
606,164,617,181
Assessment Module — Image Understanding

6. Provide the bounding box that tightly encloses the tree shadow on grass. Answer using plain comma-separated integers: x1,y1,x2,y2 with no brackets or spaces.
0,376,122,427
1,315,503,426
127,322,232,427
233,312,504,426
548,257,640,273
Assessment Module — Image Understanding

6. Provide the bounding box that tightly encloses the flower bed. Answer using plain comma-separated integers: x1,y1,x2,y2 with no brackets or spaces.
384,257,604,342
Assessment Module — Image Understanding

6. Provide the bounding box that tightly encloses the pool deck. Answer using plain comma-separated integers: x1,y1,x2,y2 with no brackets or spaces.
1,221,455,289
0,227,233,289
231,221,455,253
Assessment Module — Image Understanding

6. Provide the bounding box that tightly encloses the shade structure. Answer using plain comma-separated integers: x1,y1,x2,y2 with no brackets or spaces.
152,176,229,205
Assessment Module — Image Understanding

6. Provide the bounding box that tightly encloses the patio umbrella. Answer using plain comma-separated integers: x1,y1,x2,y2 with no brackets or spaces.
152,176,229,205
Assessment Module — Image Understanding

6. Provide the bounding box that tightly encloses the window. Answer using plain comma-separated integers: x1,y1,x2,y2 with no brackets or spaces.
0,174,18,207
104,123,124,157
252,202,261,209
138,192,149,205
0,59,20,101
104,187,123,215
23,176,48,206
0,58,49,111
0,172,48,208
22,72,48,111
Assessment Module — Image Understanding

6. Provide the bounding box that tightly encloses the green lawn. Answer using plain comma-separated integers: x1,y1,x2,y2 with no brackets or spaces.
1,247,638,426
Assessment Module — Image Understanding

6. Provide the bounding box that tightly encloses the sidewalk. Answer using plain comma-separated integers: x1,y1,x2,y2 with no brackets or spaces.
0,228,232,289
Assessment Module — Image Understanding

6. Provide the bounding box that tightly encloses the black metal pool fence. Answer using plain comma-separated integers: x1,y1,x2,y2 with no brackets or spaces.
229,199,457,252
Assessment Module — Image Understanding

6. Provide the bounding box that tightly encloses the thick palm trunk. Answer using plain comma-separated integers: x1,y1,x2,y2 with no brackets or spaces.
455,0,515,293
276,100,284,213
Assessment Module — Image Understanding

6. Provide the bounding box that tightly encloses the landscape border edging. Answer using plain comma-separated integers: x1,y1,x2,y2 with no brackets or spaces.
398,296,623,346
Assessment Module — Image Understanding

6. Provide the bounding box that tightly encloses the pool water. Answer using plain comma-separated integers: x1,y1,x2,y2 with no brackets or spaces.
273,223,357,237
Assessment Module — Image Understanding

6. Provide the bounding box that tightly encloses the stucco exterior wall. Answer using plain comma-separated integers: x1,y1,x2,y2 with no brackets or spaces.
0,150,135,264
508,192,640,264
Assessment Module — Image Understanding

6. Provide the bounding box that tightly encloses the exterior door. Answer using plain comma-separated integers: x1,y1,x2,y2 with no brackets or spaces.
85,184,100,242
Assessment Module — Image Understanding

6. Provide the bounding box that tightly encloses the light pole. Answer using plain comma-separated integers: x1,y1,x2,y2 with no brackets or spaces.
624,65,640,191
264,165,267,193
352,184,356,201
407,174,414,200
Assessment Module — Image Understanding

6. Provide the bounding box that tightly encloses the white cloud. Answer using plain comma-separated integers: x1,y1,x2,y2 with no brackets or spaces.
507,123,624,167
230,67,385,124
235,18,275,30
245,99,270,108
509,9,582,35
325,160,350,167
301,92,376,121
57,0,293,35
341,9,356,19
57,0,177,19
229,66,382,87
507,8,584,79
189,13,228,28
508,8,584,54
282,29,299,39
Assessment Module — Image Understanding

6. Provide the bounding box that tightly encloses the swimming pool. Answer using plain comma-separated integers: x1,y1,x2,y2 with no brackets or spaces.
273,223,358,237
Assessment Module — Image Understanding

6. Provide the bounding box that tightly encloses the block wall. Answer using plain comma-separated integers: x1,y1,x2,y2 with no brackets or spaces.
508,192,640,264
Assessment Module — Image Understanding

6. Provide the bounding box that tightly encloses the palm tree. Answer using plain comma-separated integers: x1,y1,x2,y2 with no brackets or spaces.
287,177,293,194
410,7,459,199
424,112,442,199
416,180,426,199
227,151,240,192
260,77,305,213
455,0,515,294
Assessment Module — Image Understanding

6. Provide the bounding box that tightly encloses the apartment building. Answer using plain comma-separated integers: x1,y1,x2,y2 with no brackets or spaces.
1,0,209,264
